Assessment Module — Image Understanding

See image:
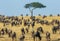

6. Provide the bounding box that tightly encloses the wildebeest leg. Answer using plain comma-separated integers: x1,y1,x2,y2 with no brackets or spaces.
53,30,54,34
12,38,14,41
3,23,5,26
33,37,35,41
54,30,56,34
39,36,41,41
41,29,44,33
15,38,17,41
12,38,16,41
53,29,56,34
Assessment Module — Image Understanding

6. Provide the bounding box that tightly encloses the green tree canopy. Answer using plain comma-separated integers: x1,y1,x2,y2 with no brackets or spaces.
24,2,46,16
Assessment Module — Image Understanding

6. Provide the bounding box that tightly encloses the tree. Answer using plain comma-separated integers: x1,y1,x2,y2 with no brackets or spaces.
26,14,28,16
38,14,41,16
57,14,60,16
24,2,46,16
21,14,23,16
49,14,53,16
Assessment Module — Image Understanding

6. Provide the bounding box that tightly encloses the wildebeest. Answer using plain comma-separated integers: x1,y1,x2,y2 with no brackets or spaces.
3,20,10,26
31,21,35,28
27,21,30,27
37,27,44,33
32,30,42,41
30,16,35,21
8,30,12,37
5,28,8,34
12,32,16,41
11,21,20,26
19,34,25,41
52,26,58,34
52,25,60,34
21,28,25,34
11,21,16,26
24,19,28,26
0,28,5,35
46,32,50,41
43,15,47,19
25,27,29,33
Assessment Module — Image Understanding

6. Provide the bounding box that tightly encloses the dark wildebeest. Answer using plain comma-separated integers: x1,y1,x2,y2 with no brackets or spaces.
52,25,60,34
57,25,60,33
21,28,25,34
25,27,29,33
44,20,49,25
12,32,16,41
3,20,10,26
27,21,30,28
43,15,47,19
19,34,25,41
35,18,40,23
37,27,44,33
52,26,58,34
32,30,42,41
8,30,12,37
11,21,20,26
31,21,35,28
1,28,5,35
24,19,27,26
40,20,44,25
11,21,16,26
5,28,8,34
18,19,22,25
30,16,35,21
46,32,50,41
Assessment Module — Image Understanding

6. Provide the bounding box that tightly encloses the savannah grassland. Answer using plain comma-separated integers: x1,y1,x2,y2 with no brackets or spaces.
0,16,60,41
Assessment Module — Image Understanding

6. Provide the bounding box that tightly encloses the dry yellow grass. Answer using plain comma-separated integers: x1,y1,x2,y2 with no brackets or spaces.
0,16,60,41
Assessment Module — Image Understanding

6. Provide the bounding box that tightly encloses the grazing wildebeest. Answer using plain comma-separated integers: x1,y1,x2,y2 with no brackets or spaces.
35,18,40,23
21,28,25,34
31,21,35,28
52,25,60,34
11,21,20,26
44,20,49,25
46,32,50,41
31,30,35,41
40,20,44,25
32,30,42,41
1,28,5,35
12,32,16,41
52,26,58,34
24,20,27,26
55,20,60,24
8,30,12,37
15,21,20,26
19,34,25,41
5,28,8,34
43,15,47,19
27,21,30,27
25,27,29,33
3,20,10,26
11,21,16,26
57,25,60,34
37,27,44,33
30,16,35,21
18,19,22,25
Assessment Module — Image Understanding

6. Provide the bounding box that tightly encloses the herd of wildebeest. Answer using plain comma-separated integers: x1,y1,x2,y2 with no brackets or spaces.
0,15,60,41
